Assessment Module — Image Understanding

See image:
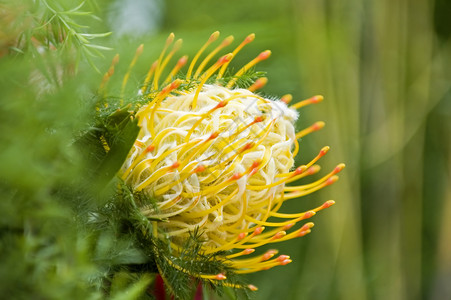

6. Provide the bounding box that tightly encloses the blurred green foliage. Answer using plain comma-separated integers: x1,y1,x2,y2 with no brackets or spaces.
1,0,450,299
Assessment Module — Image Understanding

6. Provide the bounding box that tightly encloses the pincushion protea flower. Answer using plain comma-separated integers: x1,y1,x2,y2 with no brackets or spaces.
99,32,344,292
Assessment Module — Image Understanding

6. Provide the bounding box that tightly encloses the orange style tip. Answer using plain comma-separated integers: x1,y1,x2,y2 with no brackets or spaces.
151,60,158,68
161,81,180,93
297,229,311,237
219,53,234,64
326,175,339,185
273,231,286,239
256,77,268,84
215,273,227,280
281,94,293,104
251,159,262,169
244,248,255,255
323,200,336,208
305,222,315,229
166,32,175,44
136,44,144,55
245,33,256,43
277,255,290,262
254,226,264,235
283,223,295,230
171,161,181,168
293,165,307,175
312,121,325,131
311,95,324,103
171,161,180,169
258,50,272,60
170,79,183,89
334,163,346,174
230,173,243,180
280,259,292,266
209,31,220,42
112,54,120,64
254,115,265,123
242,142,255,151
261,253,275,261
248,284,258,291
251,77,268,89
193,165,206,173
215,100,228,109
146,145,155,152
320,146,330,156
177,55,188,66
222,35,234,46
208,132,220,140
173,39,183,50
266,249,278,256
303,210,316,219
307,165,321,175
237,232,248,240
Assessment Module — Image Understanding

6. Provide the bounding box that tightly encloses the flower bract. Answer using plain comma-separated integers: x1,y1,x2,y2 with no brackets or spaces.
100,32,344,291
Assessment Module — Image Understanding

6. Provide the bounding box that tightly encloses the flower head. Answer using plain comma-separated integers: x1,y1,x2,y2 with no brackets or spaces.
100,32,344,290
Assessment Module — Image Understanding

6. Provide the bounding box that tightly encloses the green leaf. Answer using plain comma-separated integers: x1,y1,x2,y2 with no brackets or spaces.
85,43,113,51
110,273,154,300
80,32,113,39
75,106,140,192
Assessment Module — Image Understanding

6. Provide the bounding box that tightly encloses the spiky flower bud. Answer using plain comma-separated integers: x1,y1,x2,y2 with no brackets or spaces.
102,32,344,291
122,83,300,244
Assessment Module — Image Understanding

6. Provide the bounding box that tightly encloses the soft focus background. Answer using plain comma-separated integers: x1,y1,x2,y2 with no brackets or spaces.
1,0,450,299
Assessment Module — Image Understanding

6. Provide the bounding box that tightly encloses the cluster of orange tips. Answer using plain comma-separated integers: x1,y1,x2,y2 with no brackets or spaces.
100,31,344,291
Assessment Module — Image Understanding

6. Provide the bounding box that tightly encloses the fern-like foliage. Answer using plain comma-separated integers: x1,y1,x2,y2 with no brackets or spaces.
214,68,267,89
1,0,111,71
86,176,251,299
96,67,267,120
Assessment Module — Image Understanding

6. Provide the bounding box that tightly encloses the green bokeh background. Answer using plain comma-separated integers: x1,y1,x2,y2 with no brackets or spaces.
1,0,450,299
